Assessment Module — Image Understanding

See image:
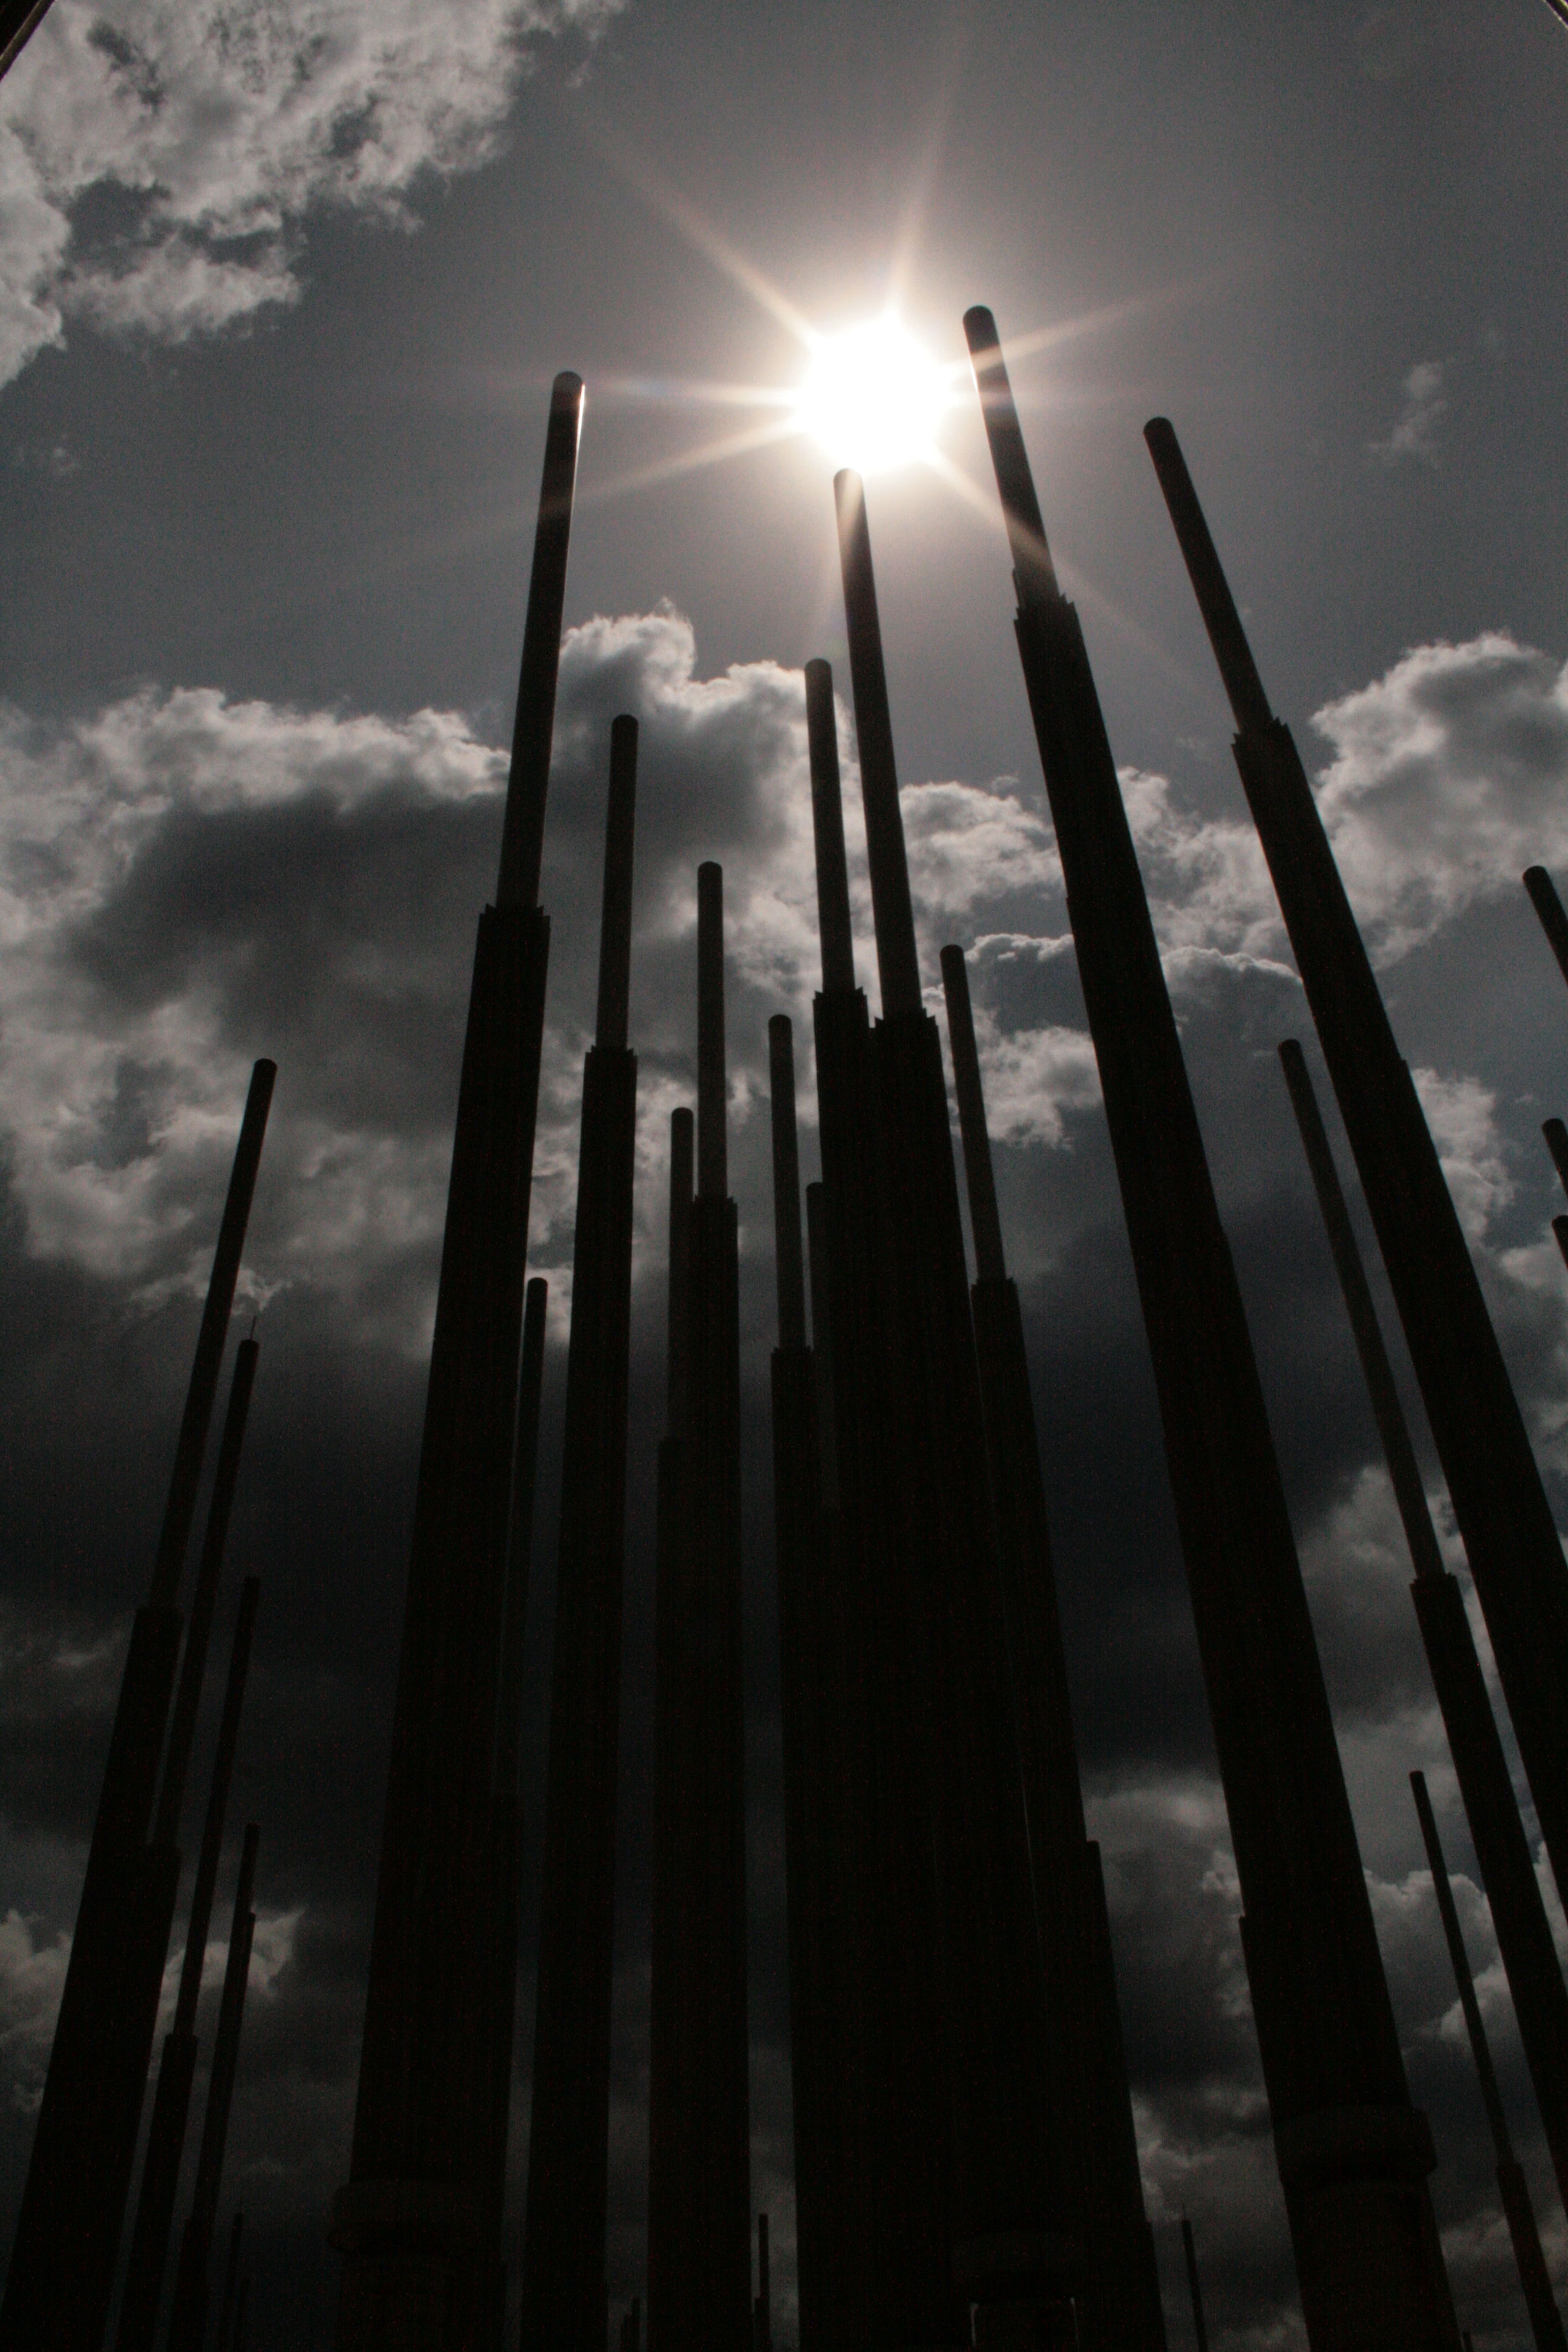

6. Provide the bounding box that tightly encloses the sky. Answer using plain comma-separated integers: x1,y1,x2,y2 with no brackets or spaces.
2,0,1568,2344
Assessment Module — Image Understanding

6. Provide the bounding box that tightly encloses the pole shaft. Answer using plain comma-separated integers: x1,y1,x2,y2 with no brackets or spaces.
155,1340,260,1846
151,1062,275,1609
832,474,923,1016
805,659,857,996
1279,1042,1445,1583
595,719,638,1052
769,1018,808,1351
941,947,1007,1285
697,864,727,1199
497,373,584,911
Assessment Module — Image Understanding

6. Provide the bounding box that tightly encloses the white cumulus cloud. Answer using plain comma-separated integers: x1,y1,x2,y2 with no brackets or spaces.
1310,632,1568,961
0,0,622,387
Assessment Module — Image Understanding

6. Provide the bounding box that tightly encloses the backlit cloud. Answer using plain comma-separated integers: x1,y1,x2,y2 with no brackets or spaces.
0,0,624,387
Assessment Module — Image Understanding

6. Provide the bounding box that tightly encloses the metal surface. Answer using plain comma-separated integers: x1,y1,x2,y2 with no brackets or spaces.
969,304,1457,2351
521,724,641,2351
1146,416,1568,1924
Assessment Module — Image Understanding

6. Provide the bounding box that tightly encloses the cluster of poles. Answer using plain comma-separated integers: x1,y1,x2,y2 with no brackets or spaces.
11,307,1568,2352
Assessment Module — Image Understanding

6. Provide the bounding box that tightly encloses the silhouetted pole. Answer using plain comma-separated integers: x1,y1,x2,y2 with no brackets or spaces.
167,1823,260,2352
521,717,641,2352
1411,1774,1567,2352
802,658,935,2348
117,1578,263,2352
0,0,58,80
1,1061,275,2352
1146,420,1568,1926
212,2215,244,2352
1281,1039,1568,2212
333,373,582,2350
942,944,1166,2350
1180,2220,1210,2352
754,2214,773,2352
620,2298,642,2352
767,1013,851,2352
475,1272,547,2344
1526,868,1568,993
115,1341,261,2352
834,471,1080,2337
647,867,751,2351
967,306,1457,2350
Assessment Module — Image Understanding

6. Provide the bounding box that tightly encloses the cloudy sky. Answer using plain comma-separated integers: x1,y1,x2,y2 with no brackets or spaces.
2,1,1568,2344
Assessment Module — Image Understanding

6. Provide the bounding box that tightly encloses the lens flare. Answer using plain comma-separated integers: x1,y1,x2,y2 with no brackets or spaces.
795,316,952,474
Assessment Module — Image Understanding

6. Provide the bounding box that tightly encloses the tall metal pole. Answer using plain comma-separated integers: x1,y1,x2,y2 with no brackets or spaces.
1145,417,1568,1920
521,719,641,2352
767,1013,856,2352
167,1824,260,2352
834,472,1080,2338
647,869,751,2350
1411,1774,1567,2352
475,1272,548,2346
802,658,941,2348
1180,2219,1210,2352
333,373,583,2351
1,1060,275,2352
1281,1039,1568,2212
966,305,1457,2350
116,1578,263,2352
941,945,1166,2349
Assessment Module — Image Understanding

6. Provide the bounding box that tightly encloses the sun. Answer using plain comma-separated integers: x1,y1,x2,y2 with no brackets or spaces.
794,316,952,475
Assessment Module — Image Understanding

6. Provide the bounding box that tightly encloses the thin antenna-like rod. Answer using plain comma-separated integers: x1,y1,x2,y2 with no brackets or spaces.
805,660,856,996
496,371,586,912
697,865,728,1200
154,1340,260,1844
1180,2216,1210,2352
190,1826,259,2232
1413,1772,1511,2150
596,719,638,1051
172,1583,260,2046
667,1109,694,1426
1411,1773,1568,2352
1279,1041,1446,1583
940,947,1007,1285
768,1019,807,1352
495,1278,549,1801
1526,868,1568,993
831,473,922,1017
151,1062,275,1609
1143,419,1273,735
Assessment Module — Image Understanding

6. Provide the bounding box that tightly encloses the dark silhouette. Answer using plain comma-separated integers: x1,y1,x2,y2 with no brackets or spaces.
942,944,1166,2348
828,474,1082,2341
167,1824,260,2352
332,373,582,2350
1145,420,1568,1924
521,719,641,2351
1,1061,275,2352
965,306,1456,2348
1411,1774,1567,2352
647,868,751,2350
1180,2219,1210,2352
116,1577,264,2352
1282,1039,1568,2213
211,2215,244,2352
1525,867,1568,991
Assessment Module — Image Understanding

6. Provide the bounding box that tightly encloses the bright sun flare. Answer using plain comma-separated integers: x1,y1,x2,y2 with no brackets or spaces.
795,316,952,475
